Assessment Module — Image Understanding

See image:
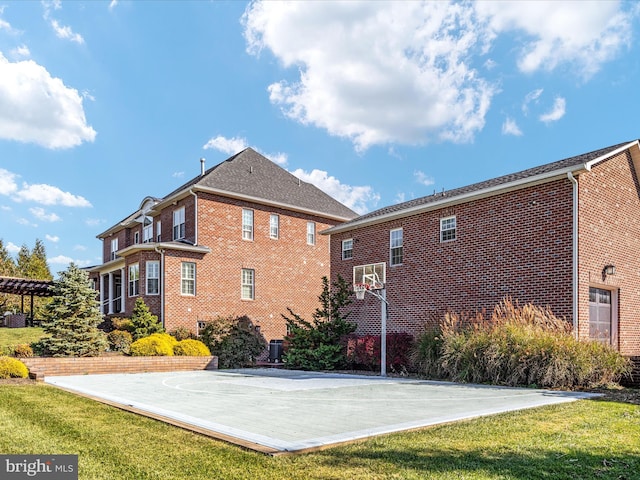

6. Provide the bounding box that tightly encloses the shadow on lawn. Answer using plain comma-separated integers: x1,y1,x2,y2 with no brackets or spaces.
586,387,640,406
318,445,639,479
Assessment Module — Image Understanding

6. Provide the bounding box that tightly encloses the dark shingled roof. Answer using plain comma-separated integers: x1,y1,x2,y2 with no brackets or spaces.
334,141,632,228
185,148,357,219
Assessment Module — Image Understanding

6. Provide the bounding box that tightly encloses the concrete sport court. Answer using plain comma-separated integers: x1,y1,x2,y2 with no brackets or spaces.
45,369,597,455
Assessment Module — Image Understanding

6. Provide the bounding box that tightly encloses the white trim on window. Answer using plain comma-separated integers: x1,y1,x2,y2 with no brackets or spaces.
181,262,195,295
242,209,254,241
390,228,403,266
134,231,140,244
143,223,153,243
110,238,118,261
156,220,162,242
128,263,139,297
146,261,159,295
173,207,186,240
342,238,353,260
241,268,255,300
440,216,457,242
270,214,279,239
307,222,316,245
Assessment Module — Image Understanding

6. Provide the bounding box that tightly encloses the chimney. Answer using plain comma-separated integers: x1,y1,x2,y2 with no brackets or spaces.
200,158,205,176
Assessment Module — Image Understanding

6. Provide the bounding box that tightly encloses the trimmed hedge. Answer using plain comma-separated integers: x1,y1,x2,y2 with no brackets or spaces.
0,356,29,379
173,339,211,356
130,333,176,357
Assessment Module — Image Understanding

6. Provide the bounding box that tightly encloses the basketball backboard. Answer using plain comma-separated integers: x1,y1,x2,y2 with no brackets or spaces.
353,263,386,290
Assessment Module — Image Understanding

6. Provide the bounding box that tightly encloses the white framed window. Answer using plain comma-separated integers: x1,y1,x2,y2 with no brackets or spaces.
134,231,140,244
110,238,118,261
241,268,254,300
156,220,162,242
242,209,254,240
440,216,457,242
146,261,159,295
390,228,403,266
143,223,153,243
128,263,139,297
307,222,316,245
181,262,195,295
342,239,353,260
270,214,279,239
173,207,185,240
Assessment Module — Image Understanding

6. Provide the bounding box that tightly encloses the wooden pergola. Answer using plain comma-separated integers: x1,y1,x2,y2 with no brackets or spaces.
0,276,54,326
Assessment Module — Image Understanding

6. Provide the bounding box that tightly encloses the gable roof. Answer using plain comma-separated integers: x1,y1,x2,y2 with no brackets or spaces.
324,140,640,235
99,148,357,238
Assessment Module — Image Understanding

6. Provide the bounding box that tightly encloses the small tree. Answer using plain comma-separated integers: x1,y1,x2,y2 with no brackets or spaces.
200,315,267,369
130,298,164,340
39,263,107,357
282,275,356,370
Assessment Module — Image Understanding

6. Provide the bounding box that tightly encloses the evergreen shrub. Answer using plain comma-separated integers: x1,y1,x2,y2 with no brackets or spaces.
173,339,211,356
0,356,29,378
200,315,267,368
129,299,164,340
130,333,176,356
12,344,34,358
169,327,196,341
107,330,133,354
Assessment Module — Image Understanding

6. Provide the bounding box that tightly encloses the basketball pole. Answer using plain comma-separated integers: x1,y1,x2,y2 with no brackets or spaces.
360,286,388,378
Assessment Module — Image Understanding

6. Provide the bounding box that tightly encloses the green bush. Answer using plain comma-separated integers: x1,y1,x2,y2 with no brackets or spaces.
173,339,211,356
12,344,34,358
130,299,164,340
413,298,630,389
130,333,176,356
107,330,133,354
169,327,196,341
0,356,29,378
111,317,134,333
200,315,267,369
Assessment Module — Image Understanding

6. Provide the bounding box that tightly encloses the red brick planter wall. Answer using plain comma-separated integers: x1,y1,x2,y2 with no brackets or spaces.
22,356,218,380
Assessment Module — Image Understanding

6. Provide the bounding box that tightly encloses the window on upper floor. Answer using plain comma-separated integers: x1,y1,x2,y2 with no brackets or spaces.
110,238,118,261
173,207,185,240
270,214,279,239
156,221,162,242
181,262,195,295
307,222,316,245
128,263,139,297
440,216,457,242
134,231,140,244
241,268,255,300
143,223,153,243
242,209,254,241
390,228,403,266
146,261,159,295
342,239,353,260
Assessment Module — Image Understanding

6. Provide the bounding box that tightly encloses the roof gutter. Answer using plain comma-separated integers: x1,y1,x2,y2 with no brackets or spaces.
567,172,579,339
190,189,198,246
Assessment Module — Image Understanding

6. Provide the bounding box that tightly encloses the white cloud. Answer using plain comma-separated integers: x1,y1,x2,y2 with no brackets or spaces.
243,1,494,152
46,234,60,242
539,97,566,123
502,117,523,136
172,171,185,178
16,183,91,207
395,192,406,203
0,168,18,195
414,170,435,187
85,218,103,227
522,88,543,115
290,168,379,214
50,19,85,44
0,7,17,34
10,45,30,59
17,217,36,227
475,1,634,78
5,242,20,254
30,207,61,222
73,244,87,251
0,53,96,149
48,255,91,267
203,135,288,166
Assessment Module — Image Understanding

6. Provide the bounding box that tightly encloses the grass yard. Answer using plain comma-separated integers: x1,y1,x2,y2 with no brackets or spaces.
0,383,638,480
0,327,44,349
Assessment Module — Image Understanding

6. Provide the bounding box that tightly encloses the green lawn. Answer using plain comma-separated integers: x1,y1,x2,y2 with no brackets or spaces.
0,383,638,479
0,327,45,349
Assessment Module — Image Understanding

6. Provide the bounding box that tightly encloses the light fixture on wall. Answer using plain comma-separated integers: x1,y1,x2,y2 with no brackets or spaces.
602,264,616,279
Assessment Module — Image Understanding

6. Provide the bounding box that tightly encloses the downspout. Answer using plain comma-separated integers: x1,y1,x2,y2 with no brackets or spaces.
567,172,579,339
190,189,198,246
155,246,165,328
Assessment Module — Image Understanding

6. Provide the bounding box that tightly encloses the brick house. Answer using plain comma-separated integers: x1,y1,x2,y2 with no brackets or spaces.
90,148,357,341
324,140,640,356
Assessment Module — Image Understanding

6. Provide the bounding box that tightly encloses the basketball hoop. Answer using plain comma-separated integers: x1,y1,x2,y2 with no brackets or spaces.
354,283,369,300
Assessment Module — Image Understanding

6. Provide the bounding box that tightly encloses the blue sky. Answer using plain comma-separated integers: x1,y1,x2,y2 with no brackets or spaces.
1,1,639,276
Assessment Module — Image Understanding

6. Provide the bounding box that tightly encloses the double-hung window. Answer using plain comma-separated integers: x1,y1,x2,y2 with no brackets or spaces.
241,268,255,300
128,264,139,297
307,222,316,245
342,239,353,260
134,231,140,244
440,216,457,242
242,209,254,240
269,214,279,239
110,238,118,261
143,223,153,243
173,207,185,240
146,261,159,295
390,228,403,266
156,221,162,242
181,262,195,295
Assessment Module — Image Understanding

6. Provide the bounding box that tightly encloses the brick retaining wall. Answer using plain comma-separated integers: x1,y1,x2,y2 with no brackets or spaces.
22,356,218,380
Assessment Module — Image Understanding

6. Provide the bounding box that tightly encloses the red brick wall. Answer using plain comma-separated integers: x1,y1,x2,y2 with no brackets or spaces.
577,150,640,355
331,179,574,336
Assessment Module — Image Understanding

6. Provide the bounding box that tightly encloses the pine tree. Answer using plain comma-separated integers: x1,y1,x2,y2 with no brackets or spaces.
39,263,107,357
130,297,164,340
0,239,18,314
15,239,53,319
